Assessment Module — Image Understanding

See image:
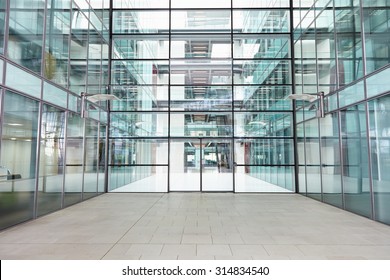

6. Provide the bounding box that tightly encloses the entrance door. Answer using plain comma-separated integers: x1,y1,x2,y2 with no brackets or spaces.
169,139,233,191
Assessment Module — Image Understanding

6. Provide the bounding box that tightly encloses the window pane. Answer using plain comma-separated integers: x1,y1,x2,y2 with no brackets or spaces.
43,82,68,108
233,10,290,33
113,0,169,9
112,36,169,59
0,0,5,54
233,35,290,59
0,92,39,230
6,63,42,99
84,119,98,200
171,0,230,8
171,10,231,33
37,105,65,217
369,96,390,224
8,0,44,73
233,0,290,8
110,113,168,137
341,104,371,218
113,11,169,34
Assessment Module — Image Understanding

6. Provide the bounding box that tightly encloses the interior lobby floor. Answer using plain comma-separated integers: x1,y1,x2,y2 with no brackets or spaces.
1,193,390,260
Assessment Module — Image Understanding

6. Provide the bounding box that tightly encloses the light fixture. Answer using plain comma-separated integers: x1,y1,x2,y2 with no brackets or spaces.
287,92,325,118
80,92,120,118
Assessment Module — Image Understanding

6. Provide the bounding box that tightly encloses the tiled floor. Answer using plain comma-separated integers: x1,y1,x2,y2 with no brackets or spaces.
1,193,390,259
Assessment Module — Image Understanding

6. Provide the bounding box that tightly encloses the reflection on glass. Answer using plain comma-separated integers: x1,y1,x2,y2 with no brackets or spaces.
37,105,65,217
170,140,201,191
98,124,106,193
369,96,390,224
297,123,307,194
171,10,231,33
321,113,342,208
233,10,290,33
233,35,290,59
0,0,5,54
64,113,83,207
113,11,169,34
0,92,39,230
113,37,169,59
113,0,169,9
341,105,371,218
233,0,290,8
8,0,44,73
110,113,168,137
84,119,98,199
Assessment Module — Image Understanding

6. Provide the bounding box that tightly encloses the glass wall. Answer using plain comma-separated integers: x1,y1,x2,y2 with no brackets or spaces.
0,0,109,230
109,0,295,192
294,0,390,224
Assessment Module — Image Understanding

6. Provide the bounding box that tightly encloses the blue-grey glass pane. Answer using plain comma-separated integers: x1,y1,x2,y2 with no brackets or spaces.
233,10,290,33
171,10,231,33
234,112,292,137
110,113,168,137
112,60,169,86
43,82,68,108
64,113,83,207
109,139,168,165
0,59,3,81
233,35,290,59
113,36,169,59
321,113,342,208
369,96,390,224
366,67,390,99
8,0,44,73
113,0,169,9
37,105,65,217
45,0,71,87
234,86,292,111
363,3,390,74
0,91,39,230
338,81,364,108
5,63,42,99
341,104,371,218
171,86,232,111
113,11,169,34
84,119,98,200
108,166,168,192
234,60,291,85
68,94,78,112
170,112,232,137
0,0,5,54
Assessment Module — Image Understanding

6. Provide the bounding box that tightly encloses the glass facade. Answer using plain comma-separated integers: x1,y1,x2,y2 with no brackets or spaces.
0,0,390,230
109,0,295,192
294,0,390,224
0,0,109,230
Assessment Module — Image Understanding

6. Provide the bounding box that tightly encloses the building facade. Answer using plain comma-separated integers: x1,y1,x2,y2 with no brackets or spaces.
0,0,389,230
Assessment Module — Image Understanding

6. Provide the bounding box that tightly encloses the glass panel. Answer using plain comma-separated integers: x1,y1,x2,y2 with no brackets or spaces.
341,104,371,218
113,11,169,34
69,7,88,93
109,139,168,165
109,166,168,192
234,112,292,137
0,92,39,230
297,122,307,194
170,139,201,191
234,86,292,111
171,34,231,59
170,112,232,137
305,118,322,201
43,82,68,108
171,0,230,8
6,63,42,99
233,0,290,8
84,119,98,199
338,81,364,108
44,0,71,87
321,113,343,208
87,31,103,95
366,67,390,99
234,60,291,85
363,2,390,74
233,10,290,33
98,124,106,193
8,0,44,73
113,0,169,9
112,36,169,59
335,0,363,86
37,105,65,217
369,96,390,224
0,59,3,81
171,10,231,33
64,113,83,207
110,112,168,137
111,85,168,112
202,140,233,191
171,59,232,85
111,60,169,86
0,0,5,54
233,35,290,59
171,85,232,111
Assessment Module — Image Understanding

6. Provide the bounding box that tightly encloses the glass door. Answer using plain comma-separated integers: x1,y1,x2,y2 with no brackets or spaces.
202,139,233,191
